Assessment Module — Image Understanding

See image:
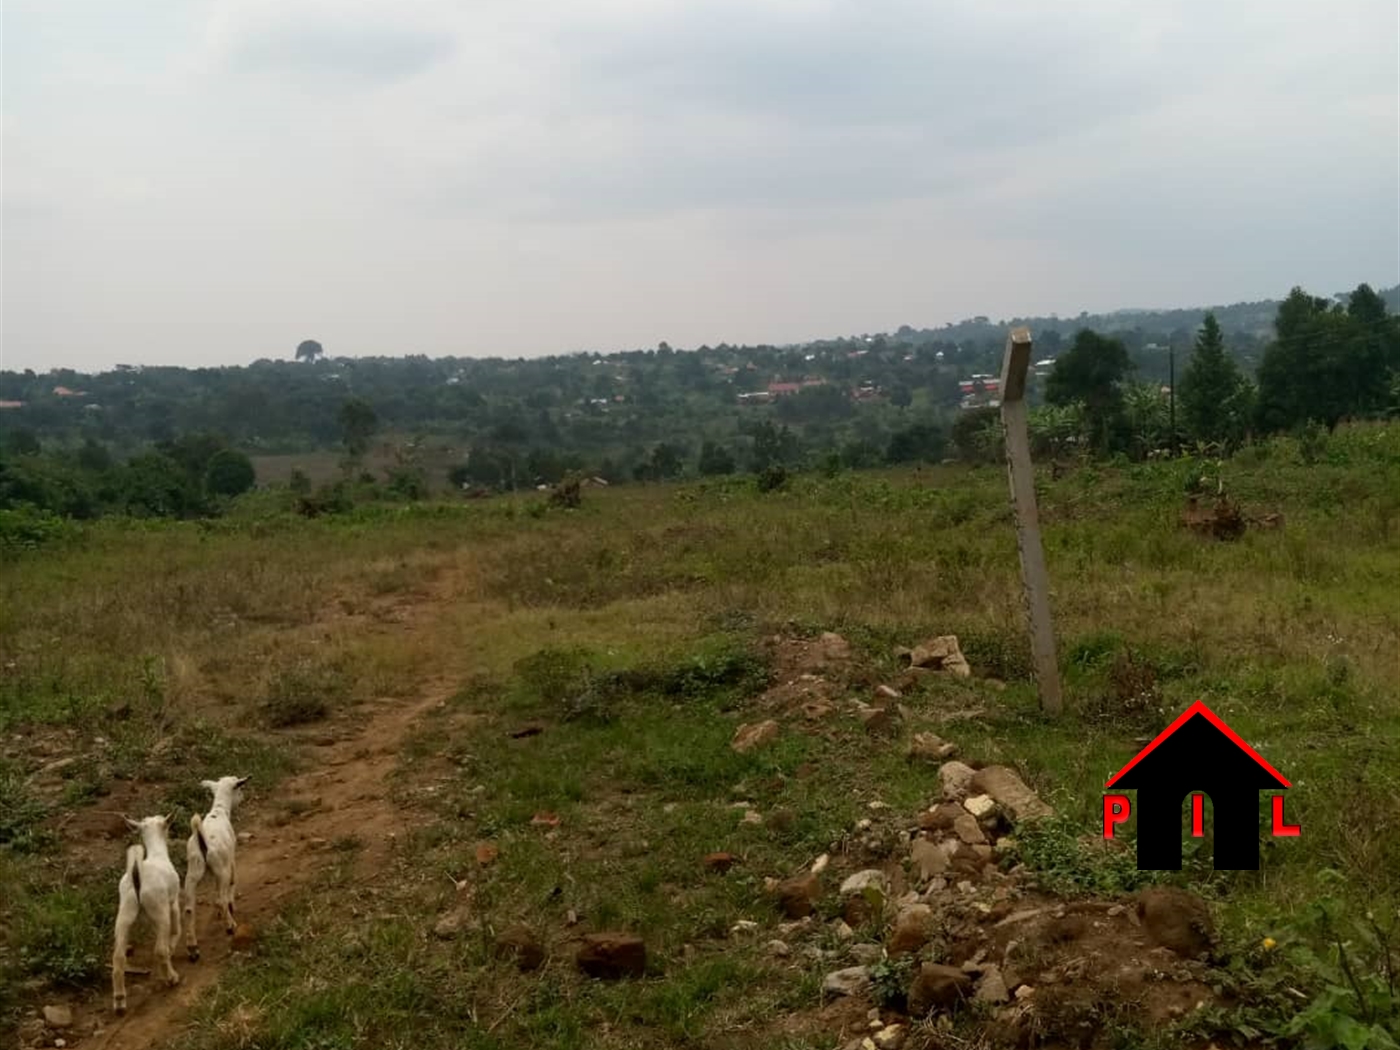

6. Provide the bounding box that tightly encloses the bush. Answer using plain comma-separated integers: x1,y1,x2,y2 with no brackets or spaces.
260,659,350,728
0,506,74,559
0,763,51,852
204,448,256,498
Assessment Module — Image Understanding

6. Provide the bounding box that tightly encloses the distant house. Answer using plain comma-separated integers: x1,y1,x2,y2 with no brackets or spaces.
737,391,774,405
0,400,24,410
52,386,88,397
766,378,825,397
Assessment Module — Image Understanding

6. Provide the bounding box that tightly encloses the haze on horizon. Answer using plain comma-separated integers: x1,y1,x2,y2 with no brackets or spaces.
3,0,1398,375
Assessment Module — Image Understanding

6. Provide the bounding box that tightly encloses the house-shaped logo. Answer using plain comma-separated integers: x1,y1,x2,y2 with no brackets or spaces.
1102,701,1300,870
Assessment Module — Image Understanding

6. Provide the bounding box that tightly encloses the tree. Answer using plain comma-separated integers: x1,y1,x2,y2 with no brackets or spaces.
338,398,378,460
885,422,947,464
889,385,913,409
1178,313,1252,449
296,340,325,363
1045,330,1133,453
204,448,257,498
4,429,41,456
950,407,1000,463
76,438,113,473
697,440,736,476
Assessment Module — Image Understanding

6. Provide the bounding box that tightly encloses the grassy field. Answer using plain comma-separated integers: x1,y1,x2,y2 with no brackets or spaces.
2,422,1398,1049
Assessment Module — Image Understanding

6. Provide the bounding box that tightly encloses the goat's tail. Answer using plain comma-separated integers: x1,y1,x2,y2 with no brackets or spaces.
124,843,145,901
191,814,208,860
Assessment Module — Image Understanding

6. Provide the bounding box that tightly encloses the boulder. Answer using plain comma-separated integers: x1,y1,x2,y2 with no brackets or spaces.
823,966,872,999
774,874,822,919
969,766,1053,823
938,761,977,801
907,962,974,1016
910,838,949,881
905,636,972,677
908,732,958,763
1137,886,1215,959
962,794,998,822
974,964,1010,1003
952,812,987,846
577,933,647,979
732,720,781,753
887,904,932,957
42,1006,73,1029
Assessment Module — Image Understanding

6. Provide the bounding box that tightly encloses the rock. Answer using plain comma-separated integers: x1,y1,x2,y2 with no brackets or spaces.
975,965,1010,1003
963,794,998,822
494,924,545,972
938,761,977,801
1137,887,1215,959
908,732,958,763
850,942,884,965
823,966,872,999
839,870,889,898
816,632,853,664
767,939,792,958
1015,984,1035,1000
732,720,781,753
855,818,873,832
844,896,874,927
731,920,759,934
475,842,499,866
875,684,902,700
42,1006,72,1029
833,920,856,940
774,874,822,919
577,933,647,979
972,844,994,864
910,838,949,881
952,812,987,846
811,853,831,875
873,1024,907,1050
969,766,1054,823
920,803,965,831
433,910,469,939
906,636,972,677
887,904,932,957
858,706,894,734
704,852,739,873
742,810,763,825
231,922,257,951
907,962,974,1016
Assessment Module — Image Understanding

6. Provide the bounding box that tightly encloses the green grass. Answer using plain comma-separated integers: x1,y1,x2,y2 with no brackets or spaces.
3,420,1399,1046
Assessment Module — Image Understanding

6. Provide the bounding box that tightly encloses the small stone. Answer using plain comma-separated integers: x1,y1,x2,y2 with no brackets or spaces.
907,635,971,676
850,942,884,965
839,870,889,898
925,877,948,895
577,933,647,979
475,842,499,866
1015,984,1035,1000
972,844,994,863
823,966,872,999
908,732,957,763
732,720,781,753
873,1024,908,1050
811,853,831,874
910,837,949,883
938,761,977,801
704,852,739,873
907,962,974,1016
875,684,902,700
731,920,760,934
433,911,468,939
963,794,998,821
867,800,890,811
1107,904,1126,918
55,1041,67,1049
774,874,822,919
308,837,328,850
952,813,987,845
887,904,932,957
231,922,257,951
834,920,856,939
237,831,252,843
742,810,763,825
995,836,1017,854
855,818,873,832
920,803,965,831
858,707,894,734
42,1006,72,1028
767,939,792,957
494,923,545,972
975,965,1010,1003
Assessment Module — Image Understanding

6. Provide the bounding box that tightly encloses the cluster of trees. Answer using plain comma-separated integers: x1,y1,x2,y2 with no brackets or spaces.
0,432,257,521
2,283,1396,511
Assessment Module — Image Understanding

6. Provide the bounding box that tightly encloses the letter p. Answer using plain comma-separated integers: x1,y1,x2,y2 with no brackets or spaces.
1103,794,1131,839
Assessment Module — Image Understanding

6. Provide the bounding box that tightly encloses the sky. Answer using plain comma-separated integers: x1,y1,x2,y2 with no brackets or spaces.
3,0,1398,374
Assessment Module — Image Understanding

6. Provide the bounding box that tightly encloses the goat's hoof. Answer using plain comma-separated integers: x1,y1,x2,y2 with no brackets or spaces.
114,1003,127,1016
188,948,200,962
168,974,181,988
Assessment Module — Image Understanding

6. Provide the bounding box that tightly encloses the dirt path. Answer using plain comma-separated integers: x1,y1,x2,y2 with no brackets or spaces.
67,681,451,1050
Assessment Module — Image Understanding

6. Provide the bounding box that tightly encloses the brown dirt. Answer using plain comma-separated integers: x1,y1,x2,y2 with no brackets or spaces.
34,681,452,1050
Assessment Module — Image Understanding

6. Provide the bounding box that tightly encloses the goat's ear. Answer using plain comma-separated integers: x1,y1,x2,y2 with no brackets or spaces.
200,780,218,792
163,812,175,828
235,776,250,789
123,815,140,830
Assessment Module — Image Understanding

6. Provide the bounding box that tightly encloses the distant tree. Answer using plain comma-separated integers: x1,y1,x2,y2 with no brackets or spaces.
747,421,802,472
889,385,913,409
295,340,325,363
697,440,736,476
1045,330,1133,453
4,429,41,456
1178,313,1252,449
338,398,378,460
76,438,113,473
288,468,313,495
649,442,685,480
840,439,884,470
118,453,204,518
950,408,1000,463
204,448,257,498
885,422,947,464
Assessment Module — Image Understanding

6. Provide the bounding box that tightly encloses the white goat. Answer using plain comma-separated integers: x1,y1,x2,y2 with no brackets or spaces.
182,775,249,961
111,814,182,1014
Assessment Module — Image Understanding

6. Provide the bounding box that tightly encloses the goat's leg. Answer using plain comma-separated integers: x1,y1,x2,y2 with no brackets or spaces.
227,856,237,927
183,844,205,961
152,906,180,988
111,889,139,1014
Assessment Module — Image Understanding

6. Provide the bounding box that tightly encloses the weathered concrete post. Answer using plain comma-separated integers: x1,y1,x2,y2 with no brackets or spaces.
999,327,1063,716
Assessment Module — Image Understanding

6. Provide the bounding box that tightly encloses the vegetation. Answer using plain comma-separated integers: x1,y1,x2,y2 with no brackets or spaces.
1,419,1398,1046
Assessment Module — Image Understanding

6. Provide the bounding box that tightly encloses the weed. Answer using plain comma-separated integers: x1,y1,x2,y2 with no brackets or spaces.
0,762,51,853
260,658,350,728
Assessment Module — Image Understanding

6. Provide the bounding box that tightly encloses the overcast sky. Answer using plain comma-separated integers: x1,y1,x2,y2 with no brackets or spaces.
3,0,1397,373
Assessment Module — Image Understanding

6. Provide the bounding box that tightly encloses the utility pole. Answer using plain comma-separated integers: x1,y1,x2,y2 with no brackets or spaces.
1169,343,1177,456
999,328,1064,717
